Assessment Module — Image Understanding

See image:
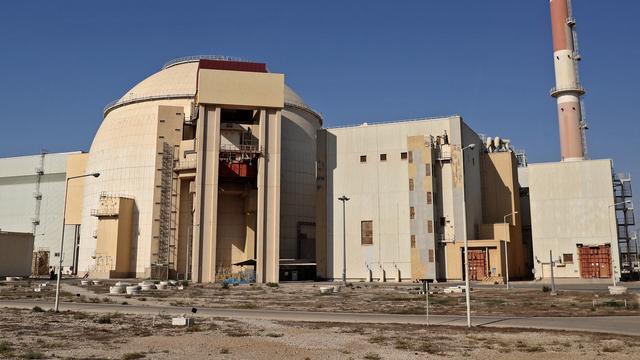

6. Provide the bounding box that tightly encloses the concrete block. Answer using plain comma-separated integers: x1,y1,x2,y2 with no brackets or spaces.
608,286,627,295
172,316,193,327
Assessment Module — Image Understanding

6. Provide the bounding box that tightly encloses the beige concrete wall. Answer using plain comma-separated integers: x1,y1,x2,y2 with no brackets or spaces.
64,153,89,224
529,159,619,279
91,197,134,278
198,69,284,108
0,231,34,277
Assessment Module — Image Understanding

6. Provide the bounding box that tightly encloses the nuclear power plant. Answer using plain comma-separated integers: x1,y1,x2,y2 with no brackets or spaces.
0,0,636,283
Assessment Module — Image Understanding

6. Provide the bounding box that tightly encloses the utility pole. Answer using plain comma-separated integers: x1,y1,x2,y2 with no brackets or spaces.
503,211,518,290
549,250,556,294
338,195,350,285
461,143,475,328
54,172,100,312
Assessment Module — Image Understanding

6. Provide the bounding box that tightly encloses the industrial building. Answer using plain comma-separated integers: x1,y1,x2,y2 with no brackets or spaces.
517,0,636,282
0,151,81,275
316,117,528,282
0,0,635,284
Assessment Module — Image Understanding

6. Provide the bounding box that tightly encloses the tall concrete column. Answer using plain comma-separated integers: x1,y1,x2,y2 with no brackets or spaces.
256,109,281,283
192,106,221,283
550,0,586,161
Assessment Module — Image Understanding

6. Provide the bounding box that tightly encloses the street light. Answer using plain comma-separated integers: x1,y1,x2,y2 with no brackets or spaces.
338,196,350,285
503,211,518,290
54,172,100,312
608,200,631,287
460,143,475,328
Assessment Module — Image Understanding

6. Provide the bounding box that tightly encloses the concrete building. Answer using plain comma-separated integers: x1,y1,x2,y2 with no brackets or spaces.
67,56,322,283
0,231,34,277
0,151,81,274
521,0,637,282
316,116,528,282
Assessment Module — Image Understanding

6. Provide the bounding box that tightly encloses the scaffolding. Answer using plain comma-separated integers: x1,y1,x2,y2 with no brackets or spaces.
613,173,636,279
153,142,177,279
31,151,46,234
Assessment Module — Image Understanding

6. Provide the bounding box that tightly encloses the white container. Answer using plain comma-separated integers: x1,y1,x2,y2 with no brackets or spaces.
320,286,333,294
125,286,140,295
168,280,178,286
115,281,130,287
157,283,168,290
5,277,20,282
141,284,156,291
608,286,628,295
159,281,170,286
34,287,42,292
332,286,341,293
80,280,91,286
109,286,125,294
92,280,102,286
172,316,193,327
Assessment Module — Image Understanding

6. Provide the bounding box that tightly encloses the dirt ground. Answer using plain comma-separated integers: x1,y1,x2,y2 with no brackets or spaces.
0,307,639,360
4,280,635,317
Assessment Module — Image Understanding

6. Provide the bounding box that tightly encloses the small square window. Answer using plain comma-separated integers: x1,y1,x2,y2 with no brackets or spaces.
410,235,416,248
360,155,367,163
428,249,434,263
401,152,408,160
427,220,433,233
425,164,431,177
380,154,387,161
409,179,414,191
410,207,415,220
426,192,432,205
563,253,573,264
408,151,414,163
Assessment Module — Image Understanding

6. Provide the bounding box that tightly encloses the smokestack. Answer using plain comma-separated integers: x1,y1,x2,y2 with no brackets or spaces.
549,0,586,161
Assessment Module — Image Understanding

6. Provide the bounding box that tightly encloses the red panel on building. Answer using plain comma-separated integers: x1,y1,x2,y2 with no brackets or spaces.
199,59,267,73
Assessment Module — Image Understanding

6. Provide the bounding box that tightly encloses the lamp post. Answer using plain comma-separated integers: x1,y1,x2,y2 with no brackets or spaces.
608,200,631,287
461,143,475,328
503,211,518,290
54,172,100,312
338,195,350,285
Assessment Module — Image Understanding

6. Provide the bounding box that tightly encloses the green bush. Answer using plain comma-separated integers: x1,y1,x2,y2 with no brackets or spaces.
542,286,551,293
266,282,278,288
31,306,44,313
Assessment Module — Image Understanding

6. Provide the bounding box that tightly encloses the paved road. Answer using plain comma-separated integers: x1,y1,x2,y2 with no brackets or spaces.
2,300,639,337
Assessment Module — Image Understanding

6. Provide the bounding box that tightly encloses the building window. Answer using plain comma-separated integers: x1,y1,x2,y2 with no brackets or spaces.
563,253,574,264
401,152,408,160
361,220,373,245
410,207,415,220
426,192,432,205
409,179,414,191
425,164,431,177
410,235,416,248
427,220,433,233
408,151,413,163
360,155,367,163
428,249,434,263
380,153,387,161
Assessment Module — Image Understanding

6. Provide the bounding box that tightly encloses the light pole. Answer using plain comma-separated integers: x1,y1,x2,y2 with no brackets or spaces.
54,172,100,312
503,211,518,290
338,195,350,285
608,200,631,287
461,143,475,328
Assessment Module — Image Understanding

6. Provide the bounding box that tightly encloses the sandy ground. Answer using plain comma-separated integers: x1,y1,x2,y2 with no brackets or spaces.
4,280,636,318
0,307,639,360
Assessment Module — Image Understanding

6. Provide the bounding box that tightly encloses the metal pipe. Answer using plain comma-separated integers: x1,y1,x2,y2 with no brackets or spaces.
338,195,350,285
503,211,518,290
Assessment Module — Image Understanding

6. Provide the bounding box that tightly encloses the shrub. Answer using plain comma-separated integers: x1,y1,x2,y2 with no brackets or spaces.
31,306,44,313
0,340,13,353
95,314,112,324
20,350,45,359
219,348,230,354
542,286,551,293
266,282,278,288
363,352,381,360
121,352,146,360
221,282,230,290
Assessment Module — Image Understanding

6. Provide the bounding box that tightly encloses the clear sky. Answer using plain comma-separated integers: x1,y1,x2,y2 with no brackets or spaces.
0,1,638,205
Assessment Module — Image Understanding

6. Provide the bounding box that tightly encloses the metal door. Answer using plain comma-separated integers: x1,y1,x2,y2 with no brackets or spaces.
579,245,612,279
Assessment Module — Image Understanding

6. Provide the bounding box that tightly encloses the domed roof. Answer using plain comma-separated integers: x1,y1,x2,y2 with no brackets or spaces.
104,56,321,123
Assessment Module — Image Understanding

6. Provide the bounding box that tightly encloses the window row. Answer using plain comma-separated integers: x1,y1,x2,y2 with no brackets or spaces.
360,152,409,163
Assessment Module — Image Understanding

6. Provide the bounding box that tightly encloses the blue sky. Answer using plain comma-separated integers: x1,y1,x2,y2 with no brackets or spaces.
0,1,638,192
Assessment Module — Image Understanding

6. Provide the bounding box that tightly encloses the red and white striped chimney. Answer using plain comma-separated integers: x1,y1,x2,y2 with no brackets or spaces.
549,0,586,161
